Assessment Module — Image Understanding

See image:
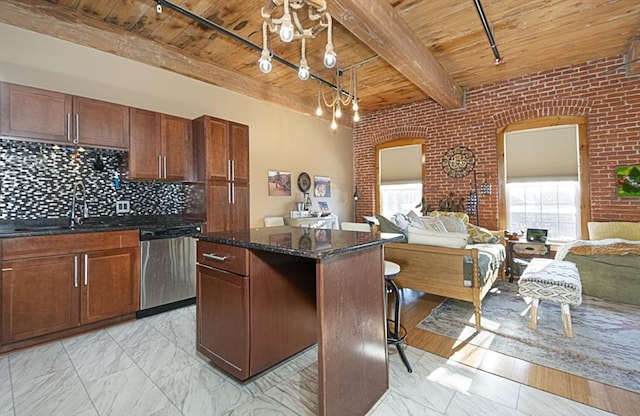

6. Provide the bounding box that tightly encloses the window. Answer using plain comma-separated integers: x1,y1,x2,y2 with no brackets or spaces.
380,182,422,217
506,181,579,242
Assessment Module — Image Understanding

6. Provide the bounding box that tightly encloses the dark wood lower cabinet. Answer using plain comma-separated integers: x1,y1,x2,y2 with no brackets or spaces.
1,255,79,343
197,264,250,379
0,231,139,348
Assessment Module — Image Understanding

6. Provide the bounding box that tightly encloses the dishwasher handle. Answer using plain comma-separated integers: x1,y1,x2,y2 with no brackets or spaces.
202,253,228,262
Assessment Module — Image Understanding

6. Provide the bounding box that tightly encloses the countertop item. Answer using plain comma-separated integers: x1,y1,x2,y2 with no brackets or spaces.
195,226,403,260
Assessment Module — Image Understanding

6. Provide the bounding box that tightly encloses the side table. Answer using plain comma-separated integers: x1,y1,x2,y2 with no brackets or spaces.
507,239,552,282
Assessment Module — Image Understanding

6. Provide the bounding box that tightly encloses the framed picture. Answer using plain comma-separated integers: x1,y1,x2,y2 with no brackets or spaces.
268,170,291,196
314,176,331,197
318,201,329,213
616,165,640,197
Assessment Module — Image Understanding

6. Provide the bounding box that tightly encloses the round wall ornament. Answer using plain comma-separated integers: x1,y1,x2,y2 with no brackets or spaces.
297,172,311,192
441,146,476,178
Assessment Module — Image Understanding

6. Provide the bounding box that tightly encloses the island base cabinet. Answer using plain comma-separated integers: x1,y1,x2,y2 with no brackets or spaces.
195,241,317,382
196,264,250,380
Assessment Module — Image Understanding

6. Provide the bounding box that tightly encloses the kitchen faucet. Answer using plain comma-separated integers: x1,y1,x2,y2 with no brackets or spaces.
70,181,89,227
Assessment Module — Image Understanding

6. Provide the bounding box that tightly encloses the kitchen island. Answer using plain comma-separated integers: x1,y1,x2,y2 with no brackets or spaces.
195,226,403,416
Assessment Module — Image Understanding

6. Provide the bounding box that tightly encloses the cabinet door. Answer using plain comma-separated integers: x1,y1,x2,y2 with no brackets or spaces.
232,183,250,231
229,122,249,183
206,181,232,232
204,117,231,181
0,82,72,143
162,114,190,181
1,256,79,343
74,96,130,150
129,108,162,180
196,264,250,380
81,247,139,324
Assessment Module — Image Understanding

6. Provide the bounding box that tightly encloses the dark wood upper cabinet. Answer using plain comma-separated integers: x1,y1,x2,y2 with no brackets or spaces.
128,108,191,181
0,82,129,150
189,115,250,232
0,83,71,142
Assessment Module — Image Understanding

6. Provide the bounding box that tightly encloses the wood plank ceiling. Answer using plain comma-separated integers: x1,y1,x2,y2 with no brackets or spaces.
0,0,639,125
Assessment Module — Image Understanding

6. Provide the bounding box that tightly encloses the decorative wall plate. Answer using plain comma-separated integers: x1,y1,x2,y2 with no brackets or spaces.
441,146,476,178
297,172,311,192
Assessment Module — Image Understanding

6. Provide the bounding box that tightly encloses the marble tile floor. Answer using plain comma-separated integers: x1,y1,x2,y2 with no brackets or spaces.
0,305,615,416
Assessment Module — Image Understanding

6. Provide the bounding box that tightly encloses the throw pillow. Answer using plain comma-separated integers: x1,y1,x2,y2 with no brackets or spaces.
428,210,470,225
406,226,469,249
421,216,448,233
438,216,468,234
392,212,412,233
467,223,499,244
375,214,404,235
406,210,427,229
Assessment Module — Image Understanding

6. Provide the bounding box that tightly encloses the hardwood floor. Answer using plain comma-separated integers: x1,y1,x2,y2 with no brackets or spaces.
397,288,640,416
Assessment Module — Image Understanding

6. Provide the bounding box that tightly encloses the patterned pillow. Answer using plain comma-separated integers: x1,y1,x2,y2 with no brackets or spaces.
428,210,470,225
438,216,468,234
392,212,412,232
406,210,427,229
422,217,448,233
375,214,404,235
467,223,499,243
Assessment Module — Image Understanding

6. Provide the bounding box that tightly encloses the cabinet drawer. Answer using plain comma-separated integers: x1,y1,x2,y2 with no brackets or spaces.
512,243,549,256
197,241,248,276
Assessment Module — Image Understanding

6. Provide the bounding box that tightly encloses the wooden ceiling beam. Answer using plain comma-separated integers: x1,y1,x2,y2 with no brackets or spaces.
0,0,344,124
328,0,464,109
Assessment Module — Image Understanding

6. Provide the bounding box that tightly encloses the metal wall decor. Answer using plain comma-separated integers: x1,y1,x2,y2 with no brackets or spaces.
441,146,476,178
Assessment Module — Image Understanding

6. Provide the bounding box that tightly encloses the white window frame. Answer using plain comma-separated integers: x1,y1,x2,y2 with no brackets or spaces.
506,181,580,243
380,182,422,218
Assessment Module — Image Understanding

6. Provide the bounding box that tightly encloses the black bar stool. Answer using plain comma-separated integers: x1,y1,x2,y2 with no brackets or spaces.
384,261,413,373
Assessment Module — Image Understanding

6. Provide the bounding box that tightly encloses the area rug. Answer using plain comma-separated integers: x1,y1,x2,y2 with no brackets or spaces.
417,282,640,392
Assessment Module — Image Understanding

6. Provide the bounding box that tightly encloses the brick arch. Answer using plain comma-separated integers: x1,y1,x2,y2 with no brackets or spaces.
491,98,591,129
353,128,428,219
367,126,430,146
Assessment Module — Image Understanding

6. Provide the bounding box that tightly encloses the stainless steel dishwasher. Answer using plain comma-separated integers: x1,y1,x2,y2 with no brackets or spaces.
137,224,201,318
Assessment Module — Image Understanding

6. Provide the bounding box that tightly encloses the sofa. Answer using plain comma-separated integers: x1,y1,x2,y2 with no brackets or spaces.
380,211,506,332
554,221,640,306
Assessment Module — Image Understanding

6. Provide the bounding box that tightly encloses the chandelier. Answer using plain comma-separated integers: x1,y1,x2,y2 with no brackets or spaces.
315,67,359,130
259,0,337,80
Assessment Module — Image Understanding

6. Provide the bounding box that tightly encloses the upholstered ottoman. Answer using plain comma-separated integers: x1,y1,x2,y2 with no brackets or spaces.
517,258,582,337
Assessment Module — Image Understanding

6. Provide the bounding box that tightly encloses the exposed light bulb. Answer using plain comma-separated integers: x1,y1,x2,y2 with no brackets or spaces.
353,111,360,122
298,65,310,81
331,117,338,130
258,49,272,73
315,105,323,116
323,45,337,68
335,105,342,119
279,13,294,42
352,100,358,112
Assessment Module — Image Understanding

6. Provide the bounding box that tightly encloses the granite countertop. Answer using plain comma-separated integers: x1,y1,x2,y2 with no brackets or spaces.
0,215,205,238
196,226,404,260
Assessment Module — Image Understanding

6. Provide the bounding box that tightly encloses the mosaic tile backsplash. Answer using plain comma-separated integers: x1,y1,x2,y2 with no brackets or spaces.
0,140,185,221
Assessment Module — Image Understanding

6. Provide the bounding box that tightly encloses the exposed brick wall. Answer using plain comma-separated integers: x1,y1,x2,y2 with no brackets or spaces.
354,56,640,230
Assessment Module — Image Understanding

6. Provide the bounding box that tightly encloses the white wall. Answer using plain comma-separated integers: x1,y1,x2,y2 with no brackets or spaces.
0,23,354,227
